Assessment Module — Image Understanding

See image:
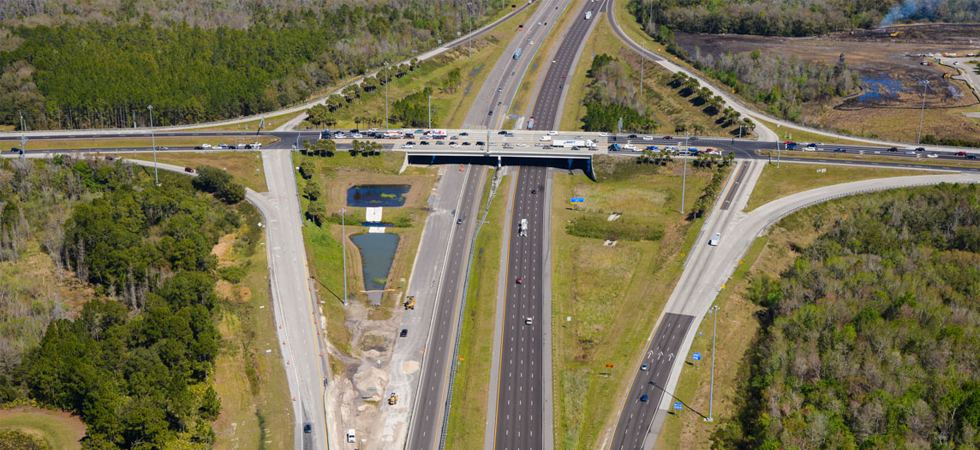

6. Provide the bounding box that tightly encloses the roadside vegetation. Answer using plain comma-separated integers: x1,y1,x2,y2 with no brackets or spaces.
0,407,86,449
0,156,275,447
0,1,511,130
445,171,511,450
745,163,938,211
550,155,730,449
109,151,269,193
712,184,980,448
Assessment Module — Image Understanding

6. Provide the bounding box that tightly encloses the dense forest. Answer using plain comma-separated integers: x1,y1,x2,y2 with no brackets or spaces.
0,156,254,447
717,184,980,449
0,0,505,130
627,0,980,37
581,54,659,133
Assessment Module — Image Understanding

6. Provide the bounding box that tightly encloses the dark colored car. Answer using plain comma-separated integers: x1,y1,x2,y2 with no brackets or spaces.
956,151,968,156
888,147,898,152
400,329,408,337
488,110,494,116
968,154,978,160
558,84,563,89
476,141,486,146
516,277,523,284
915,147,926,152
456,218,463,224
628,134,638,138
349,129,359,134
404,133,415,139
304,423,312,433
8,148,21,153
689,136,698,141
834,148,846,153
640,394,648,402
663,135,673,139
420,141,429,145
531,189,537,194
498,130,508,135
406,141,415,145
460,132,470,136
462,142,471,146
184,167,195,173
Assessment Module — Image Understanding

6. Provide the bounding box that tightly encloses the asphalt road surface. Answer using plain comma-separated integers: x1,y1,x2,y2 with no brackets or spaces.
529,0,607,131
610,313,694,450
494,166,548,450
406,165,487,450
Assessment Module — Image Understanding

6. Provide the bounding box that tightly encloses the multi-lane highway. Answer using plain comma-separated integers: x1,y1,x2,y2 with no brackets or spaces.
528,0,606,130
493,166,549,449
406,165,487,450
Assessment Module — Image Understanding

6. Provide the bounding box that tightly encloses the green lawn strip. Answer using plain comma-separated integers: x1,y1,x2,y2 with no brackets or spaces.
0,407,86,450
745,162,941,212
753,117,887,147
758,149,980,169
323,5,537,130
112,151,268,193
550,158,722,448
175,110,304,132
213,207,294,450
3,135,278,152
445,172,511,450
651,236,768,450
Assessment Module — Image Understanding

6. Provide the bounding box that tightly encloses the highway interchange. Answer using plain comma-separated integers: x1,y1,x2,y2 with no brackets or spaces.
4,0,980,449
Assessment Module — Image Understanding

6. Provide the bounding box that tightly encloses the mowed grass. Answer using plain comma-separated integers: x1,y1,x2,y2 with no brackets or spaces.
299,152,437,354
745,162,939,211
212,209,294,450
758,148,980,169
176,110,304,132
551,156,725,449
754,117,888,147
1,135,278,152
109,151,269,192
323,5,538,130
445,172,511,450
0,407,86,450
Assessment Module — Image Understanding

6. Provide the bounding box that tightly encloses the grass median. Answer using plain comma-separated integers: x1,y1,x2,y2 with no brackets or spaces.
550,156,729,449
745,162,940,212
445,171,512,450
110,150,269,192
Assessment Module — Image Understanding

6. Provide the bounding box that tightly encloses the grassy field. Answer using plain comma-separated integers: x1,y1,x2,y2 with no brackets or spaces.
0,407,86,450
320,5,538,130
754,117,888,147
759,148,980,169
550,156,728,449
212,203,294,450
109,151,269,192
299,152,437,354
445,172,511,450
745,162,939,211
2,135,278,152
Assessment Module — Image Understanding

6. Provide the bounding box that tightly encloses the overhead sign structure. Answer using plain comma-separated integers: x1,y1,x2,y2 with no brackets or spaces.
692,352,701,362
570,197,585,204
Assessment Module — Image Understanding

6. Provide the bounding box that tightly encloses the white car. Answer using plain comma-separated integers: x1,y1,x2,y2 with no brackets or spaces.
598,132,608,137
642,135,653,141
623,144,638,151
347,429,356,443
401,144,414,149
516,143,528,147
449,142,460,148
548,130,559,135
351,133,363,139
540,135,552,141
334,133,346,139
525,317,533,325
926,153,938,158
708,233,721,246
201,143,212,149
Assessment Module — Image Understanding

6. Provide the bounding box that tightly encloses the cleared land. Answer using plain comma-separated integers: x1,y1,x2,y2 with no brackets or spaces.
109,151,269,192
745,162,939,211
550,156,728,449
212,205,294,450
0,407,86,450
1,135,278,152
318,5,538,130
445,172,511,450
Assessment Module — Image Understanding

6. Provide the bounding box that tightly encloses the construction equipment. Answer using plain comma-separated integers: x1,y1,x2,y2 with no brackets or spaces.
404,296,415,310
890,31,902,37
388,393,399,405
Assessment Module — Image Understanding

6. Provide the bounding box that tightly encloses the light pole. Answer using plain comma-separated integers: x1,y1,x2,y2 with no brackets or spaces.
340,208,349,306
917,79,929,145
681,131,689,214
428,94,432,130
384,62,389,131
706,305,719,422
148,105,159,185
468,2,473,57
640,46,644,98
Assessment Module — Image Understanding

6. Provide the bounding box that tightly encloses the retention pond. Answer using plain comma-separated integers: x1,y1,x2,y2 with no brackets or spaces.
347,185,411,207
350,233,400,291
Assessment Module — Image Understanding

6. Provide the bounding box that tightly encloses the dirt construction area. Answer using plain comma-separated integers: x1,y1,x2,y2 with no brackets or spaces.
675,23,980,142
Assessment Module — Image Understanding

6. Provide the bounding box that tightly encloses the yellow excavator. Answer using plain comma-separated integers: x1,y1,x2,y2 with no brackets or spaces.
404,296,415,310
890,31,903,37
388,393,399,405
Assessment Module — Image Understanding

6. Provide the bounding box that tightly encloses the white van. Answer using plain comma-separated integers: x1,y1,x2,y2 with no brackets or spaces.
708,233,721,246
347,429,356,443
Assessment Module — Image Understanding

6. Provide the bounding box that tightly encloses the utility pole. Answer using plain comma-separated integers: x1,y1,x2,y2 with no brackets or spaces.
132,111,137,128
681,132,689,214
340,208,349,306
640,46,644,98
428,94,432,130
776,141,781,168
917,79,929,145
19,111,25,133
468,2,473,57
706,305,719,422
148,105,158,185
384,62,389,131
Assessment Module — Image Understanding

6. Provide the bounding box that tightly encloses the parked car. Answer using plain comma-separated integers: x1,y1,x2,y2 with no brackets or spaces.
184,167,195,173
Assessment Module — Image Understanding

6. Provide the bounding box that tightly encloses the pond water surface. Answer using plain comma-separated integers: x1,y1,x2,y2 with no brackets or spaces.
350,233,399,291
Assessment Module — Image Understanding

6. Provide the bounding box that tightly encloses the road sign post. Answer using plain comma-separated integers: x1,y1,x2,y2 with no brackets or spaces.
692,352,701,368
673,402,683,417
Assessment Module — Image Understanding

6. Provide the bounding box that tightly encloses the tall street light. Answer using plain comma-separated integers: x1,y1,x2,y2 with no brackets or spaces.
681,131,689,214
384,62,389,132
706,305,720,422
340,208,349,306
148,105,159,185
468,2,473,57
917,79,930,145
428,94,432,130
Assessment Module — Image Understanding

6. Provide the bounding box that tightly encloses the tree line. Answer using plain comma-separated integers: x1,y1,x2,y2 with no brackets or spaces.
0,1,505,130
581,54,659,133
716,183,980,449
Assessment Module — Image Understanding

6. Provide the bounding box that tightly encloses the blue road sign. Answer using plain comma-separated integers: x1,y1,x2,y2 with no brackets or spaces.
674,402,683,410
692,352,701,361
570,197,585,203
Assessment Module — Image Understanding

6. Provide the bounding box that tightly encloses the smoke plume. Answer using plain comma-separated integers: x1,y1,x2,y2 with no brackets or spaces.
881,0,946,26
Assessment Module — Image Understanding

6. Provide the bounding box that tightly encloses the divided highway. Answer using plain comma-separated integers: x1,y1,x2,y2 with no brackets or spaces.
493,166,548,449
